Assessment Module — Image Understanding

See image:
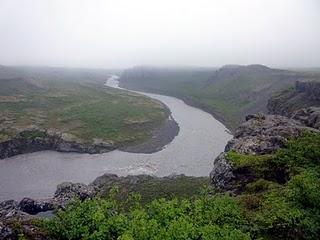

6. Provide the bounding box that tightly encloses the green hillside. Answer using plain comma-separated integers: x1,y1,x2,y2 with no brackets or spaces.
120,65,318,130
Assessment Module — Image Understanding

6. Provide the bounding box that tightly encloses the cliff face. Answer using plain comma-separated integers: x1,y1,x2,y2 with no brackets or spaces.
0,128,115,159
267,81,320,130
295,81,320,100
268,81,320,117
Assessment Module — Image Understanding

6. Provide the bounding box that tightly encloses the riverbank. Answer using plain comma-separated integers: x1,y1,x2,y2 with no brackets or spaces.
118,80,235,133
0,114,179,159
105,76,180,153
0,128,116,159
120,116,179,153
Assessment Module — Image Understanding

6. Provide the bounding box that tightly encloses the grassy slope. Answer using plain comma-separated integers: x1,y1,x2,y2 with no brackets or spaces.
96,175,209,205
120,65,318,131
0,66,168,146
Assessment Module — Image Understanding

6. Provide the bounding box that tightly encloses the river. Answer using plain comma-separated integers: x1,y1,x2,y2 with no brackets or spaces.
0,76,232,201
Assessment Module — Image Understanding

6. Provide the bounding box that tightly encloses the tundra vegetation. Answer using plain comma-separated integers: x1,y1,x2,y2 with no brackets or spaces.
38,132,320,239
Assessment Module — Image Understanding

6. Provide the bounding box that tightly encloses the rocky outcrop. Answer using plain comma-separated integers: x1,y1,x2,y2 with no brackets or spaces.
0,182,97,219
0,128,115,159
91,173,155,188
0,181,99,239
53,182,97,209
0,200,29,220
295,81,320,101
210,113,318,190
268,81,320,118
291,107,320,130
0,199,49,240
209,153,234,189
18,198,55,215
226,114,310,154
0,200,45,240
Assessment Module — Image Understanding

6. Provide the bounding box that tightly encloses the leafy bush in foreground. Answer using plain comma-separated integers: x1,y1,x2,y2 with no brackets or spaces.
45,194,250,240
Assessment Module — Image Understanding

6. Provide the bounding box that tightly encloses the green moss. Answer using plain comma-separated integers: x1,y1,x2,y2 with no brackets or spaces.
245,179,280,193
226,151,282,182
0,129,16,142
226,151,274,169
276,132,320,170
226,132,320,184
20,130,47,140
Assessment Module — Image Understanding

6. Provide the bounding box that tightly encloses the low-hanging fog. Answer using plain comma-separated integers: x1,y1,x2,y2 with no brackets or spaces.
0,0,319,68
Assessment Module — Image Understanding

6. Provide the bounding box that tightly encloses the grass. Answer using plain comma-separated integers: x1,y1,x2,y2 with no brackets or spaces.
97,176,210,205
226,151,274,169
0,80,168,146
19,130,47,139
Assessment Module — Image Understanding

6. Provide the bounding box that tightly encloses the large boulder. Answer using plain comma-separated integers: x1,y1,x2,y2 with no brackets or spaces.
0,200,33,240
226,114,311,155
18,198,54,215
209,153,234,190
292,107,320,130
0,182,98,220
0,200,23,220
54,182,97,208
0,222,15,240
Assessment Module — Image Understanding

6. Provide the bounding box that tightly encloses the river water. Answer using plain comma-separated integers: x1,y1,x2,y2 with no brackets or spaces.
0,76,232,201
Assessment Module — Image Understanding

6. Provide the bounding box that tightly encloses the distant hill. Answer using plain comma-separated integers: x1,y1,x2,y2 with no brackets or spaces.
0,65,121,90
202,65,311,118
120,65,319,130
0,78,42,95
120,66,216,95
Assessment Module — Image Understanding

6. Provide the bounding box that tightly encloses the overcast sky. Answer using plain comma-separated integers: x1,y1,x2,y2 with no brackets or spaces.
0,0,319,68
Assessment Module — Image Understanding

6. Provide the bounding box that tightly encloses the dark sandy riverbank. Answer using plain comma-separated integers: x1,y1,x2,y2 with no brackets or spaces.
120,116,179,153
107,75,180,154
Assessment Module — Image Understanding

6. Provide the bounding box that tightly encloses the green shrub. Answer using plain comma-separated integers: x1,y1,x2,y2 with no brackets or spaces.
245,179,279,193
44,194,250,240
276,132,320,170
288,169,320,209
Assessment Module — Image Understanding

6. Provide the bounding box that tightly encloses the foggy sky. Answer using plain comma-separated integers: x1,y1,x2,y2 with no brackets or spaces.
0,0,319,68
